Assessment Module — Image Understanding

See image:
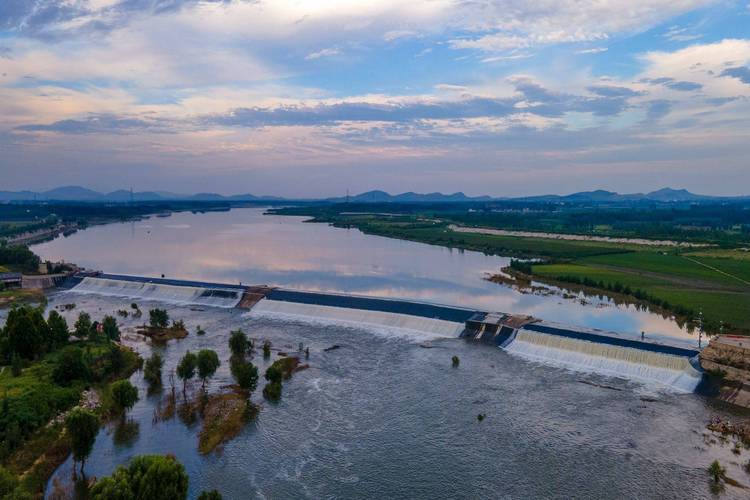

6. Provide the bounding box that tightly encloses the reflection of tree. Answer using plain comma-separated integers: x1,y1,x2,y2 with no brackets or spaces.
113,418,140,447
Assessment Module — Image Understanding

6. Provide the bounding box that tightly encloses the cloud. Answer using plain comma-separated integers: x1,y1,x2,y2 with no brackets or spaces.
720,66,750,84
305,47,340,60
640,77,702,91
576,47,608,54
15,114,168,134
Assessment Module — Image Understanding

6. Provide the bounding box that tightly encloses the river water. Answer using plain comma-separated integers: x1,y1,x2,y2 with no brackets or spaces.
32,207,696,347
30,208,750,498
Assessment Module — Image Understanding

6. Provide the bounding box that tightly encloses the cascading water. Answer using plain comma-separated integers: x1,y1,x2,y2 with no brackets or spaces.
69,277,242,308
503,329,703,393
249,299,465,340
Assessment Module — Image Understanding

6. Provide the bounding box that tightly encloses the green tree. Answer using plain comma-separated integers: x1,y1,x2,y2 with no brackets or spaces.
74,312,93,339
197,490,222,500
232,360,259,394
65,408,99,474
228,329,249,357
149,308,170,329
110,380,139,415
89,454,188,500
1,306,47,360
143,352,164,387
102,315,120,342
176,351,197,395
52,346,92,386
47,310,69,346
196,350,220,390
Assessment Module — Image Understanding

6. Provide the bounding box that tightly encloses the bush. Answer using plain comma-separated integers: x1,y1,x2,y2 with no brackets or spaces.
149,309,170,329
144,352,164,387
262,382,281,401
10,353,22,377
264,365,282,384
109,380,139,415
90,454,188,500
198,490,222,500
229,329,249,357
52,346,92,386
262,340,271,359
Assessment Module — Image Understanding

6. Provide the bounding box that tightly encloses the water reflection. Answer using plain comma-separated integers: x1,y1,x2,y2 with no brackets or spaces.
32,208,697,345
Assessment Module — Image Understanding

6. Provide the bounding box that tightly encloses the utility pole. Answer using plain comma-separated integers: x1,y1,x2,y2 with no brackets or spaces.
697,309,704,348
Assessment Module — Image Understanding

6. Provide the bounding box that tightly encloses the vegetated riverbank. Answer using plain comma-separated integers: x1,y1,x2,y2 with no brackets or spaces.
0,305,141,498
268,207,750,334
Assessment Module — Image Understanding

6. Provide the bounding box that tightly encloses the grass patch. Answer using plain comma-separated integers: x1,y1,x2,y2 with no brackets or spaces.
0,289,46,309
198,390,258,455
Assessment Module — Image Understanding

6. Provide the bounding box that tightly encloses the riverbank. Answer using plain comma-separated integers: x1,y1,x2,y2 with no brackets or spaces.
267,208,749,335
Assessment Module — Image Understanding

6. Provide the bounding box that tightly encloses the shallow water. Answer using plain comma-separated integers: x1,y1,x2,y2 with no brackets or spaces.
43,294,749,499
32,207,698,346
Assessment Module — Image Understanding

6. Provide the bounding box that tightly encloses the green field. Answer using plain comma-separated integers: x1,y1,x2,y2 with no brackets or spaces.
532,250,750,332
300,212,750,333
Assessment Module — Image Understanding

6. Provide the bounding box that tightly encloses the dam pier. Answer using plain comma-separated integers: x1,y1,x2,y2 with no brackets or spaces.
61,272,705,393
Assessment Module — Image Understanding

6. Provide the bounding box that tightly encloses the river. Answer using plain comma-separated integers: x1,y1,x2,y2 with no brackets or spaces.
31,208,749,498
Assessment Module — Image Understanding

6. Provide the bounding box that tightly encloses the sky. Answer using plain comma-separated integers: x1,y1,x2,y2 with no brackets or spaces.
0,0,749,197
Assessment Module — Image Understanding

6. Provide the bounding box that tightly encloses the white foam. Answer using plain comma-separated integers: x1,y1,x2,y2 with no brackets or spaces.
68,277,241,308
504,329,702,393
246,299,464,342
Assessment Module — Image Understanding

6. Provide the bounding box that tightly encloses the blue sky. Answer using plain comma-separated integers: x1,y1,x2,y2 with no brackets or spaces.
1,0,749,197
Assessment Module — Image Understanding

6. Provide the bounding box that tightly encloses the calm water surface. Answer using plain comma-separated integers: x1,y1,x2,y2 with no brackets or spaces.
33,208,697,346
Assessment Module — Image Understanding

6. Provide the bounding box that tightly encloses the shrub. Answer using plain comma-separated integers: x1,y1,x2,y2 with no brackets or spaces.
229,329,249,357
198,490,222,500
10,353,22,377
262,382,282,401
262,340,271,359
451,356,459,367
90,454,188,500
149,309,170,329
144,352,164,387
264,365,282,384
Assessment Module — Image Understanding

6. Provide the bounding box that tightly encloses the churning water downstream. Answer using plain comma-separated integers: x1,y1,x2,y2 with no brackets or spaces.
27,208,750,498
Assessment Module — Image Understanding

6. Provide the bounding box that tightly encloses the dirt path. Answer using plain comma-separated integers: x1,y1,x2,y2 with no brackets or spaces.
682,256,750,288
589,264,748,292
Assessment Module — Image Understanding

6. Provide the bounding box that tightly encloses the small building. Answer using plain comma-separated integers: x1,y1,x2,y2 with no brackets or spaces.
0,272,23,289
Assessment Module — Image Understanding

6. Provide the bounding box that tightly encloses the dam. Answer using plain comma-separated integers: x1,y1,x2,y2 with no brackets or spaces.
61,272,704,393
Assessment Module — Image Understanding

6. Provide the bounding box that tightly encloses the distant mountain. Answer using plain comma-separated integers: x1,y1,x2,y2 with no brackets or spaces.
0,186,745,204
327,190,493,203
0,186,283,203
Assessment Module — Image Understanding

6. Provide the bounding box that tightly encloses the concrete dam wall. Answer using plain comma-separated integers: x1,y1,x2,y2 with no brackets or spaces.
65,274,703,392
